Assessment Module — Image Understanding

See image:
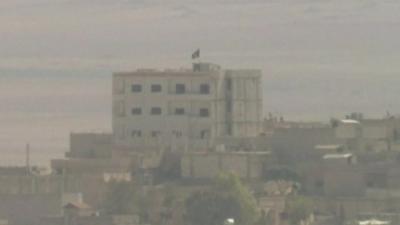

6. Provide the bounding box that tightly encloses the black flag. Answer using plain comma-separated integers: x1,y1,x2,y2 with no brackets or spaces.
192,49,200,59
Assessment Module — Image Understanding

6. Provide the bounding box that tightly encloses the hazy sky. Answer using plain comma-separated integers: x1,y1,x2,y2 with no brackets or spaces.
1,0,400,72
1,0,400,165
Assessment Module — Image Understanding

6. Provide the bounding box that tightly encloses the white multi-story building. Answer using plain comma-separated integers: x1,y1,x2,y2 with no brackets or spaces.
112,63,262,152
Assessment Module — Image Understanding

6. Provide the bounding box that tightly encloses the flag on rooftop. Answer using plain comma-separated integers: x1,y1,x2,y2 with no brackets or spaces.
192,49,200,59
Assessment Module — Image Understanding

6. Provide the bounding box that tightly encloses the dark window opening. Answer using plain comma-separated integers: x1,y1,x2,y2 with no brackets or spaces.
199,108,209,117
227,124,232,135
226,78,232,90
131,130,142,137
176,84,185,94
152,131,161,138
200,130,209,139
151,107,162,115
200,84,210,94
131,108,142,115
151,84,162,93
226,101,232,113
175,108,185,115
131,84,142,93
173,130,182,138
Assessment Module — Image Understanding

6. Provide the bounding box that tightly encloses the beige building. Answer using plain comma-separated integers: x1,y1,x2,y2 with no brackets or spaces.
334,116,400,151
112,62,263,151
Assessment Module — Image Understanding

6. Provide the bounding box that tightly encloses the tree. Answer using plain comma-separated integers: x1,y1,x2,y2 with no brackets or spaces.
185,191,242,225
103,181,136,214
285,196,313,225
185,173,260,225
157,152,181,182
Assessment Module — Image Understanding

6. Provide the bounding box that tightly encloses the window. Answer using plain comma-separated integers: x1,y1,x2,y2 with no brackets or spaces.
114,100,126,117
199,108,209,117
226,78,232,90
176,84,185,94
200,84,210,94
173,130,182,138
226,124,232,136
131,84,142,93
151,84,162,93
114,79,125,94
151,107,162,115
131,130,142,137
175,108,185,115
200,130,209,139
151,131,161,138
131,108,142,115
226,101,232,113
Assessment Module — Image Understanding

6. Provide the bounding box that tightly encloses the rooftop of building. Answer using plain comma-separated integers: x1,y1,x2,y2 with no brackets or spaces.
0,166,28,176
183,151,271,156
265,120,330,129
114,62,220,77
358,219,390,225
314,145,344,151
114,70,218,78
113,62,261,78
63,201,91,210
323,153,353,160
70,132,112,137
340,119,361,124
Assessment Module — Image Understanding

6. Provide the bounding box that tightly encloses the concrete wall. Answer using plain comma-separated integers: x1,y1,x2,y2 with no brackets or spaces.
363,123,389,139
181,152,271,180
269,127,341,162
0,193,61,225
51,158,131,175
0,173,113,209
68,133,113,159
213,136,271,152
302,161,366,197
225,70,262,137
312,197,400,221
42,215,142,225
335,122,361,139
181,154,220,178
41,215,113,225
0,175,63,195
323,168,365,197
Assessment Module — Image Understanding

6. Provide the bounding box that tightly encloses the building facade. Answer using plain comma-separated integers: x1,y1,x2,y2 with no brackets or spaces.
112,63,262,151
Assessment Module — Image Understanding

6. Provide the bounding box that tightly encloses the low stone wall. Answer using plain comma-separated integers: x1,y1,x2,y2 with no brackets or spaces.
312,197,400,220
181,151,271,180
0,193,61,225
0,174,109,208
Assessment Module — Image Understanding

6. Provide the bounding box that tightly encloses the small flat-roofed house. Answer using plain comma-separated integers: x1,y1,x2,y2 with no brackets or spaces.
335,119,361,139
